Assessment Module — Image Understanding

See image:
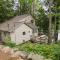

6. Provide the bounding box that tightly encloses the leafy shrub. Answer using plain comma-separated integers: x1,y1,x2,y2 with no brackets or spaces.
4,36,16,48
16,42,60,60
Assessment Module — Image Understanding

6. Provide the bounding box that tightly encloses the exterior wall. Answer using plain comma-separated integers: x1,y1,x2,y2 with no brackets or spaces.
10,24,33,44
33,30,38,37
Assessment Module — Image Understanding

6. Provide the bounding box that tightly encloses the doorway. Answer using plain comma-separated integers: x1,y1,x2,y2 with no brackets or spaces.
0,32,2,41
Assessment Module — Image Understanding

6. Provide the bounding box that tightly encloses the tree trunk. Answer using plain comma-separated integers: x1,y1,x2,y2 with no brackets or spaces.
54,15,58,43
54,2,59,43
48,0,52,44
48,15,52,44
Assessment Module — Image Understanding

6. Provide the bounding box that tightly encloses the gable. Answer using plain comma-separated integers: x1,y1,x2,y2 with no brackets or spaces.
15,24,33,32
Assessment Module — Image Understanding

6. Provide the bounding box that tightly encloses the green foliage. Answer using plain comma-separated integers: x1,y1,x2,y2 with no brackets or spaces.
16,42,60,60
0,0,15,23
19,0,33,15
35,8,49,34
4,36,16,48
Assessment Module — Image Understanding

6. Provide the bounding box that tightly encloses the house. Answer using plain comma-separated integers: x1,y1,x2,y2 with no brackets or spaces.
0,14,38,44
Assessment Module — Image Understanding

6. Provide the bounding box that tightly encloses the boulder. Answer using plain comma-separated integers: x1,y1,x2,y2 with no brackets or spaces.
2,46,12,54
11,51,28,59
9,56,24,60
27,53,44,60
10,49,15,55
17,57,24,60
13,48,18,52
0,45,4,51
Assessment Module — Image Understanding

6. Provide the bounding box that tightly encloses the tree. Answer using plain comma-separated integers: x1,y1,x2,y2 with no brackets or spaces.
18,0,40,15
0,0,15,23
53,0,60,43
43,0,53,44
44,0,60,43
18,0,33,15
35,7,49,34
47,0,52,44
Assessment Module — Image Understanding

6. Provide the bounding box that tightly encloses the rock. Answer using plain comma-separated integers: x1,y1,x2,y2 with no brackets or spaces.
27,58,32,60
21,51,28,58
13,48,18,52
9,56,23,60
28,53,44,60
11,51,20,57
0,45,4,51
2,46,12,54
11,51,28,59
10,49,15,55
17,57,24,60
27,53,34,58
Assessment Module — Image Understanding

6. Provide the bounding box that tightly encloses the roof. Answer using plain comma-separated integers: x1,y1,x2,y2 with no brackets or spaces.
0,14,33,32
25,23,38,33
12,23,38,33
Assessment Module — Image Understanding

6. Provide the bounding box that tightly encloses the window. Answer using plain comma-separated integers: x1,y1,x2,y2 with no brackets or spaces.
23,40,25,43
31,20,34,23
23,32,26,35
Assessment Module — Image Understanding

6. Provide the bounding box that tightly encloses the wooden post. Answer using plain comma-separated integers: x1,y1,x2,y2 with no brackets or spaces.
14,23,16,42
7,24,9,31
14,23,15,31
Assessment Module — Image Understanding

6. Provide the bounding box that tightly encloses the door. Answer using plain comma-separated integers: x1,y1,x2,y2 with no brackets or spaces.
0,32,2,41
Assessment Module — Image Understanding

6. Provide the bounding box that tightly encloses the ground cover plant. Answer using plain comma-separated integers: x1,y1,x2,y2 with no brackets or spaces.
16,42,60,60
4,39,60,60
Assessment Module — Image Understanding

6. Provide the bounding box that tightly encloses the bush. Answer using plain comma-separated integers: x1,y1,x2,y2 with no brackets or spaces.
16,42,60,60
4,36,16,48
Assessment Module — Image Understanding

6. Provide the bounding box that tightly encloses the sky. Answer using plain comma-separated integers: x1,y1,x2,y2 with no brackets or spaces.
13,0,48,11
40,0,48,11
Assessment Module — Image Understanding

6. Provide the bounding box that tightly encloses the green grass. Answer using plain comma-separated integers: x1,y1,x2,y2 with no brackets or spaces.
16,42,60,60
